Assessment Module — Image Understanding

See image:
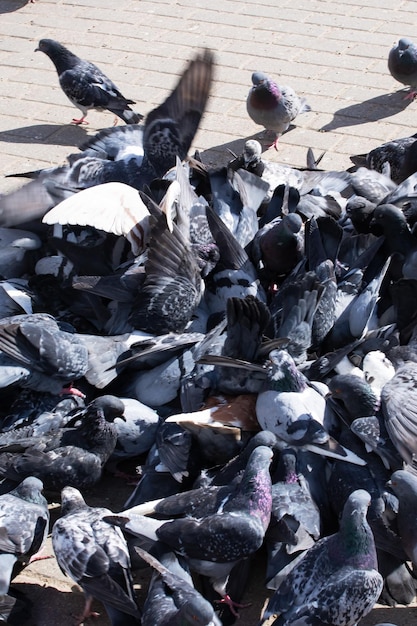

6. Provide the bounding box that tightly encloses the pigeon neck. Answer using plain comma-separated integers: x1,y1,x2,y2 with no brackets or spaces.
268,361,307,392
51,50,79,75
339,511,377,569
236,450,272,528
252,82,281,109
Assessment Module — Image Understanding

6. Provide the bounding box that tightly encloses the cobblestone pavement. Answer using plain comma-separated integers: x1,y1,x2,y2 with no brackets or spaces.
1,0,417,624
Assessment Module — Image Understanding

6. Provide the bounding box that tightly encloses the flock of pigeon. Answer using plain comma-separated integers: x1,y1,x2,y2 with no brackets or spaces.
0,32,417,626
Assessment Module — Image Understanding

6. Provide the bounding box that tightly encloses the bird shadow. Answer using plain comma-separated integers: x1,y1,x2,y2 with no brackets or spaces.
11,582,99,626
320,90,413,132
0,124,88,148
0,0,32,13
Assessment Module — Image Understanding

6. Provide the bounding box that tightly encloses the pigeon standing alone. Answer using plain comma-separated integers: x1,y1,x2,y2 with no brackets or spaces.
246,71,311,149
388,37,417,99
36,38,143,125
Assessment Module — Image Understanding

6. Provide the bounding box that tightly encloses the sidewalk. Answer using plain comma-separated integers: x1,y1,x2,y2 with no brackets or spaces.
0,0,416,194
1,1,417,625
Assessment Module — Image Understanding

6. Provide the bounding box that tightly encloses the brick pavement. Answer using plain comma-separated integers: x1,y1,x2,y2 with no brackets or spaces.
1,0,417,196
1,1,417,625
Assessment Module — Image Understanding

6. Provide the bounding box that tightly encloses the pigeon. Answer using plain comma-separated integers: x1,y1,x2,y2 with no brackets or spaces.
387,469,417,566
388,38,417,99
127,190,207,334
350,134,417,184
379,360,417,466
0,395,123,491
246,71,311,148
35,38,142,125
105,445,273,615
265,447,321,591
0,476,49,591
138,544,222,626
0,313,89,395
260,489,384,626
52,486,141,625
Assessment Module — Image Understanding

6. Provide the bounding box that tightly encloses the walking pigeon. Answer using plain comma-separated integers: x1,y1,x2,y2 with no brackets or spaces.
246,72,311,149
36,38,143,125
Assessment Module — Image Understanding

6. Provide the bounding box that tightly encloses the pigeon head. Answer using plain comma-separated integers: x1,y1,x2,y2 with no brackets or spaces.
398,37,414,52
249,72,281,107
251,71,269,86
13,476,46,504
387,469,417,498
60,485,86,516
89,395,126,422
243,139,263,167
267,349,307,392
35,39,79,73
181,595,218,625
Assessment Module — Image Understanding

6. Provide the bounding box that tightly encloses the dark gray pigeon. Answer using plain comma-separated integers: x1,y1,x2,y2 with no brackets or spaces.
0,395,123,491
106,445,273,616
350,134,417,184
52,486,141,625
138,544,221,626
246,71,311,149
388,38,417,99
36,38,143,125
260,489,383,626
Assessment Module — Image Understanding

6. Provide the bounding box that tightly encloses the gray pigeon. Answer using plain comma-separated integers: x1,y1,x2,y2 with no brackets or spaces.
387,470,417,566
246,72,311,148
388,38,417,99
0,477,49,619
0,312,89,395
36,38,143,125
260,489,383,626
380,361,417,466
52,486,141,625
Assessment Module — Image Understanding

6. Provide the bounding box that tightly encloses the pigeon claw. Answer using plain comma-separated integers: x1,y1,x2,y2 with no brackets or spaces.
71,117,89,125
404,89,417,100
75,596,100,625
60,384,86,399
216,594,252,617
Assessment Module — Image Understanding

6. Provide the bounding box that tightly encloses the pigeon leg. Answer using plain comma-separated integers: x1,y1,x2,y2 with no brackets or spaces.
215,594,252,617
404,89,417,100
60,384,86,399
71,116,89,125
112,116,119,126
28,546,53,564
76,595,100,624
